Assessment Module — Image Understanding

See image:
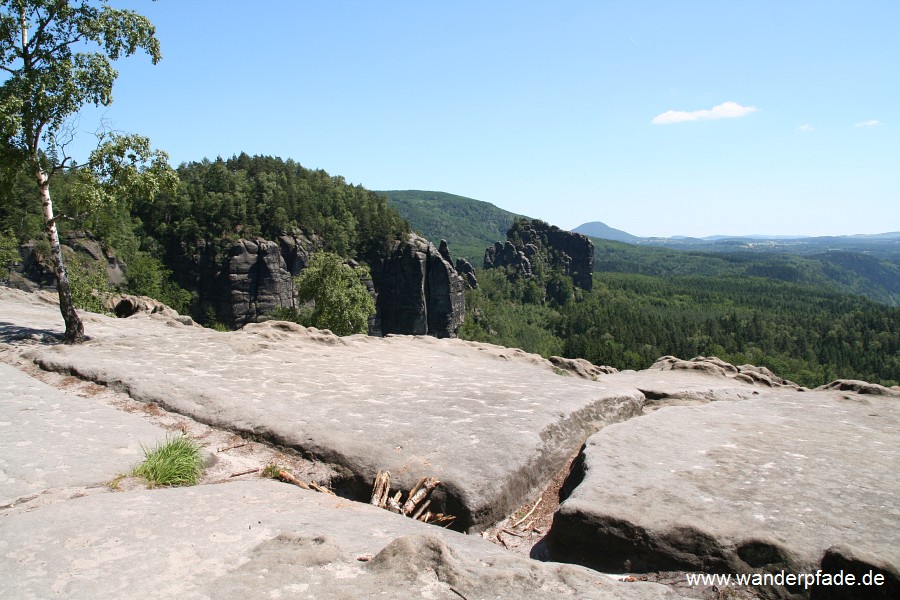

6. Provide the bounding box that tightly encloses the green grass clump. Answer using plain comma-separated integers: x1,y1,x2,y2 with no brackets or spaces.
262,463,284,479
133,435,204,487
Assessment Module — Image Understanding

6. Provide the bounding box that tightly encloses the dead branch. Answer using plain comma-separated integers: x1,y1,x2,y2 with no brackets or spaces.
450,588,469,600
501,527,524,537
309,482,335,496
229,467,260,478
512,497,542,529
217,442,249,453
277,469,310,490
386,495,402,513
370,471,391,508
401,477,440,516
412,499,432,521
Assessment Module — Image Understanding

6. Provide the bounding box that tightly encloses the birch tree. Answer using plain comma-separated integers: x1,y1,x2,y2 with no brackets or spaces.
0,0,164,342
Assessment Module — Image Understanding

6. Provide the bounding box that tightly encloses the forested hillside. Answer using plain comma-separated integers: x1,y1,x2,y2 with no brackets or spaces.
592,238,900,306
4,163,898,388
461,267,900,388
379,190,900,306
379,190,523,263
1,154,409,314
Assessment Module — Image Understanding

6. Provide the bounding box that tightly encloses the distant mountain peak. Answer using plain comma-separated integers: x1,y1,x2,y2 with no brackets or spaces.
573,221,640,243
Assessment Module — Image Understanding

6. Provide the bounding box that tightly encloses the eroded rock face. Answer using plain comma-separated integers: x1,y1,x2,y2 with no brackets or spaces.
172,231,322,328
455,257,477,289
372,234,466,338
550,356,619,379
15,232,127,291
547,385,900,599
484,219,594,290
223,238,296,327
171,231,465,336
484,240,533,276
650,355,804,390
105,293,199,327
816,379,900,397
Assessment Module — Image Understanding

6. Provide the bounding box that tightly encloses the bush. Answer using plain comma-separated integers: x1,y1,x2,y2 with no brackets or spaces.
123,250,192,314
132,435,203,487
294,252,375,336
67,254,112,314
0,229,19,283
267,306,313,325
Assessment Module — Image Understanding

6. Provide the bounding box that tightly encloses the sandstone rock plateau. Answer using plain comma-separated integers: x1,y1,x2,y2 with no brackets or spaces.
0,287,897,599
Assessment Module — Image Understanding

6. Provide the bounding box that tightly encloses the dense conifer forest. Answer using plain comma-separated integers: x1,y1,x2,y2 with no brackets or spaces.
461,267,899,388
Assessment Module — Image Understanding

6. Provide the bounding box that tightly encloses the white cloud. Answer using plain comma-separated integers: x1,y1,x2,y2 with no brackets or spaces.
797,124,814,133
855,119,882,128
652,101,759,125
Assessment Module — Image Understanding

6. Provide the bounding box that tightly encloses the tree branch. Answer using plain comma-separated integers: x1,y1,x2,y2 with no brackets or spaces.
29,2,63,53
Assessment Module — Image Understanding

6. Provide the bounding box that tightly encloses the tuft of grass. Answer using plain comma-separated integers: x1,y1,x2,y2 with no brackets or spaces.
262,463,284,479
133,435,204,487
106,474,126,491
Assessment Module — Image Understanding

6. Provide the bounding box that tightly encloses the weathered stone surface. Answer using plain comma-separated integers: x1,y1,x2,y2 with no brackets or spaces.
0,287,640,531
223,237,296,327
484,239,532,276
15,232,127,290
455,257,477,289
816,379,900,397
0,480,690,599
485,219,594,290
547,388,900,598
105,293,199,327
0,362,168,506
550,355,619,379
650,355,803,390
372,234,466,338
166,230,321,329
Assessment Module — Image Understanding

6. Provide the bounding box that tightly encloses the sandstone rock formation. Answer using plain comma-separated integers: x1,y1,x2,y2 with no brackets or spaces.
371,234,467,338
650,355,803,390
177,230,321,328
2,287,897,599
550,355,619,379
12,231,127,291
104,293,199,327
816,379,900,397
9,227,468,337
547,384,900,599
484,219,594,290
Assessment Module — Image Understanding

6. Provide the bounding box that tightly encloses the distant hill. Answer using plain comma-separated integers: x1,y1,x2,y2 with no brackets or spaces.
378,190,526,264
573,221,640,243
586,236,900,306
379,191,900,306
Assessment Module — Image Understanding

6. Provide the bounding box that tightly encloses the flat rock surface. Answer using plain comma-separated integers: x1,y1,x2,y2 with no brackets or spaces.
0,362,168,506
0,288,642,530
0,480,693,599
548,389,900,594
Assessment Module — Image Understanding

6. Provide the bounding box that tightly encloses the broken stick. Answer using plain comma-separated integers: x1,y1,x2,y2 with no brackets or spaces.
511,497,542,529
370,471,391,508
229,467,260,478
401,477,440,516
277,469,311,490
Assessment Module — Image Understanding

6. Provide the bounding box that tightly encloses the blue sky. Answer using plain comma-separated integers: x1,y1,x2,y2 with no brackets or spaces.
76,1,898,237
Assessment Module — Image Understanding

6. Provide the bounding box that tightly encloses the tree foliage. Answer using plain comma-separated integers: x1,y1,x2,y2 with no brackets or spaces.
461,266,900,389
0,0,164,342
132,154,410,267
293,251,375,336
